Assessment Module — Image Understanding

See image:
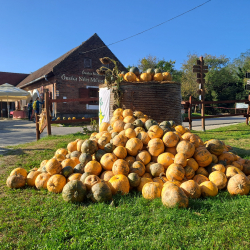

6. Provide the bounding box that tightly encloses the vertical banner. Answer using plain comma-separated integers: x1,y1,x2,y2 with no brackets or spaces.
99,88,111,125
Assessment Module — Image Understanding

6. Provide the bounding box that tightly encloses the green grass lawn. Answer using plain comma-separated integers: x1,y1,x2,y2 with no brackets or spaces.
1,123,250,249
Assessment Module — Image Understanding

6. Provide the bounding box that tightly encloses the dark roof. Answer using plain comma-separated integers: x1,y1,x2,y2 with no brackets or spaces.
17,45,80,88
0,72,29,86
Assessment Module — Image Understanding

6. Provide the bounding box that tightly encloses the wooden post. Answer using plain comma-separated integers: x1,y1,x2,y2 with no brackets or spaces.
200,57,206,131
45,92,51,136
188,96,192,130
246,94,250,125
1,101,2,117
35,113,40,140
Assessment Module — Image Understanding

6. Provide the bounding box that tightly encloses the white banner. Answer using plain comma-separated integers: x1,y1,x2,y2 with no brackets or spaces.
99,88,111,125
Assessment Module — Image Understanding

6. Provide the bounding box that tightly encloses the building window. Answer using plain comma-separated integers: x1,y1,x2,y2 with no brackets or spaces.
79,87,99,106
84,58,92,68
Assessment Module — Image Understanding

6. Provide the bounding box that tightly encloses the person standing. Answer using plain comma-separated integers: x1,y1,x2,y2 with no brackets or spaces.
33,97,44,121
27,100,33,121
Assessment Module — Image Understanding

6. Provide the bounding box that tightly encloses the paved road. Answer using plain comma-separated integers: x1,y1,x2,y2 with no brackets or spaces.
0,116,247,155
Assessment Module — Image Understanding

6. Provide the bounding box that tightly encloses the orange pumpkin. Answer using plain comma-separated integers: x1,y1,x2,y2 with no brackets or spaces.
10,168,28,178
84,175,101,191
54,153,66,163
140,72,151,82
186,158,199,171
113,120,125,133
174,125,186,135
26,170,42,186
174,153,187,167
134,127,145,135
47,174,66,193
124,156,136,166
157,152,174,169
142,172,153,179
125,138,143,156
112,159,130,176
137,177,153,192
193,147,212,167
142,182,162,200
55,148,68,156
161,182,188,208
109,174,130,195
136,150,151,165
113,108,123,117
61,158,76,169
99,122,110,132
227,174,250,195
193,174,209,185
162,132,179,147
176,141,195,159
137,131,150,145
165,147,177,156
200,181,218,197
211,164,226,173
153,73,163,81
100,171,114,181
124,128,136,139
123,116,136,124
148,138,165,157
113,134,127,147
166,164,185,181
196,167,209,177
124,72,136,82
84,161,102,176
162,72,172,81
35,173,51,189
123,109,133,118
218,152,235,164
112,146,127,159
71,157,80,166
67,141,77,153
45,159,62,175
67,173,82,182
100,153,117,171
147,125,164,139
110,115,123,127
180,180,201,199
184,165,195,180
130,161,146,177
226,166,245,179
209,171,227,189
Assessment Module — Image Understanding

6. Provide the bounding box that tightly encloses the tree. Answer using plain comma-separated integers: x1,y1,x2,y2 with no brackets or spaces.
181,53,244,114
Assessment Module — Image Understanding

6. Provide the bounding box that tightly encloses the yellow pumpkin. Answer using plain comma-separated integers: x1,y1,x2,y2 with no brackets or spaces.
162,72,172,81
124,72,136,82
153,73,163,81
140,73,151,82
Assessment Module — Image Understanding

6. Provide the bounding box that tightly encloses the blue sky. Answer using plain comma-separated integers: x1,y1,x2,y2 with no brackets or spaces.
0,0,249,74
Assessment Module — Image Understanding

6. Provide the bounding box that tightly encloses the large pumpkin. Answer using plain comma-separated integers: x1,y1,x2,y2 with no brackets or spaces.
148,138,165,157
113,134,127,147
100,153,117,171
109,174,130,195
166,164,185,181
227,174,250,195
47,174,66,193
209,171,227,189
140,72,151,82
157,152,174,169
130,161,146,177
163,132,179,147
162,72,172,81
205,139,225,156
35,173,51,189
124,72,136,82
27,171,42,186
45,158,62,175
112,159,130,176
142,182,162,200
153,73,163,81
161,182,188,208
62,180,87,202
136,150,151,165
180,180,201,199
90,180,113,202
84,161,102,176
81,140,98,155
67,141,77,153
147,125,164,139
193,147,212,167
176,141,195,159
123,109,133,118
10,168,28,178
6,174,26,189
125,138,143,156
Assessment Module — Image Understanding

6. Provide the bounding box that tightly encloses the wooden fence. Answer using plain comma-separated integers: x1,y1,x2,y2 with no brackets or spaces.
182,95,250,131
36,92,98,140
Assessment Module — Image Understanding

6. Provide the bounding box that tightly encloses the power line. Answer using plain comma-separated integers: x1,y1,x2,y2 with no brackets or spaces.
80,0,212,54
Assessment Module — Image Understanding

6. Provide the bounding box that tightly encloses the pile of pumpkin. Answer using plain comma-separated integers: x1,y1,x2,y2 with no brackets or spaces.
6,108,250,208
120,67,172,83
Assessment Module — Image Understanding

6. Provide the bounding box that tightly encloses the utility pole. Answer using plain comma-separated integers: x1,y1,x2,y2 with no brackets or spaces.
193,56,208,131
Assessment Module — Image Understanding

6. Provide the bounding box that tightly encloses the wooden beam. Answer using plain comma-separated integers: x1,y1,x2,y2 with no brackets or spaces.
191,99,248,105
51,117,99,124
191,113,248,119
49,97,99,104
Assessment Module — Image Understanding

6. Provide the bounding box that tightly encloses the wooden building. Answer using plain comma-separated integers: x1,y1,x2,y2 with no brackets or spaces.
17,33,126,118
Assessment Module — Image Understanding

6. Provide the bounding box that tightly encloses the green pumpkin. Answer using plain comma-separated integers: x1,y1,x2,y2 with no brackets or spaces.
95,149,107,162
79,153,92,165
145,119,158,131
146,68,155,77
128,173,141,188
70,151,81,158
80,172,92,183
154,68,162,74
104,143,115,153
73,163,85,174
121,71,127,75
81,140,98,154
168,120,176,128
62,180,87,203
159,121,171,128
90,180,112,203
133,119,144,128
129,67,140,77
62,166,74,177
111,132,119,138
107,125,113,132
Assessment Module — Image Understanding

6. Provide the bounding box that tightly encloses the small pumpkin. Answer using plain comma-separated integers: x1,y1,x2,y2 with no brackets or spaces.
84,175,101,190
176,141,195,159
193,174,209,185
47,174,66,193
99,122,110,132
140,72,152,82
142,182,162,200
124,72,136,82
100,171,114,182
200,181,218,197
84,161,102,176
193,147,212,167
128,173,141,187
137,131,150,145
136,150,151,165
90,180,112,202
184,165,195,180
157,152,174,169
79,153,92,165
112,159,130,176
163,132,179,147
162,72,172,81
27,170,42,186
109,174,130,195
113,120,125,132
67,173,82,182
45,158,62,175
174,153,187,167
62,180,87,202
209,171,227,189
166,163,185,181
148,138,165,157
149,163,165,177
100,153,117,171
113,134,127,147
62,166,74,177
81,140,98,155
196,167,209,177
186,158,199,171
10,168,28,178
35,173,51,189
113,146,127,159
153,73,163,81
137,177,153,192
125,138,143,156
130,161,146,177
67,141,77,153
